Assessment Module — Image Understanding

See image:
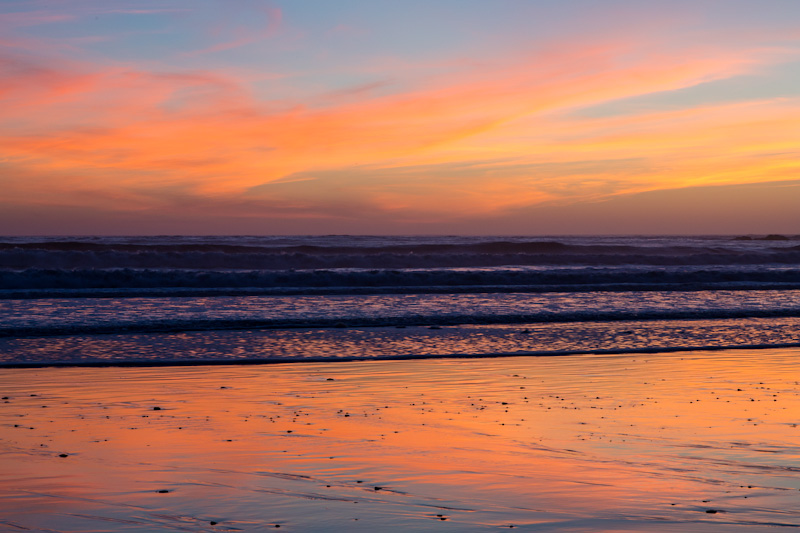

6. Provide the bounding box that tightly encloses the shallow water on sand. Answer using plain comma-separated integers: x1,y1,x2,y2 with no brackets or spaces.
1,348,800,531
3,317,800,366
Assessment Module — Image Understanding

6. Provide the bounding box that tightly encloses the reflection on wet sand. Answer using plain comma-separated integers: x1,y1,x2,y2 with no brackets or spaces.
1,348,799,531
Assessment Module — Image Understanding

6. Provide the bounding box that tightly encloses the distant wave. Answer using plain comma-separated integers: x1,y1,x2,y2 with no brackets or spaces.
4,236,800,296
3,266,800,295
2,239,800,271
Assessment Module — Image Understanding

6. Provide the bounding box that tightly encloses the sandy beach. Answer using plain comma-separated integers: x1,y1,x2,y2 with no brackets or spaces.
2,347,799,531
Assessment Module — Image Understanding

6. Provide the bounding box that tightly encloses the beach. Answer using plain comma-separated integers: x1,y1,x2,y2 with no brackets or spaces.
2,347,799,531
4,0,800,526
2,234,800,530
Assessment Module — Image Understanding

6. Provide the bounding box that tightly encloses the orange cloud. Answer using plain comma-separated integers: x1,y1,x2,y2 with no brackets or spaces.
1,27,798,223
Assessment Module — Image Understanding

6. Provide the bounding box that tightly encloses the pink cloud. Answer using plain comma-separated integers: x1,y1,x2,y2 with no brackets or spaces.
0,11,75,26
185,5,282,56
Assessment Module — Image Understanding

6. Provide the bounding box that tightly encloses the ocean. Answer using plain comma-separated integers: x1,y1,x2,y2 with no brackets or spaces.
3,235,800,531
2,234,800,366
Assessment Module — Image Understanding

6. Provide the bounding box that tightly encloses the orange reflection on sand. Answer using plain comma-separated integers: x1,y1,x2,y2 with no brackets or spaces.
1,349,800,530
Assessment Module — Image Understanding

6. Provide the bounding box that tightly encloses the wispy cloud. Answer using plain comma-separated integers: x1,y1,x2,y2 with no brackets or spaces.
1,1,799,231
0,10,75,26
184,4,282,56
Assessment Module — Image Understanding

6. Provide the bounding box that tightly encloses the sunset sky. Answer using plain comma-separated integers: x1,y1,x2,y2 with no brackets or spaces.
1,0,799,235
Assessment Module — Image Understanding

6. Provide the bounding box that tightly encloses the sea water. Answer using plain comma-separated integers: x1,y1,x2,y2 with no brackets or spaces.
1,234,799,366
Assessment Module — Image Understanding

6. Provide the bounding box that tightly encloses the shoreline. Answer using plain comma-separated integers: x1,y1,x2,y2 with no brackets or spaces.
3,315,800,369
2,340,800,369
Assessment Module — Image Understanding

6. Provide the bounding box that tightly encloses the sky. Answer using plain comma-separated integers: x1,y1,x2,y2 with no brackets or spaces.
1,0,799,235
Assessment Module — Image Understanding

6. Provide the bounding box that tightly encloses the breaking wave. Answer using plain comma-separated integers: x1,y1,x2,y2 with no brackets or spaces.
2,236,800,296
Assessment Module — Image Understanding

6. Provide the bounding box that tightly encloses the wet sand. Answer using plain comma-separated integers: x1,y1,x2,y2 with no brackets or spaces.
1,348,800,531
